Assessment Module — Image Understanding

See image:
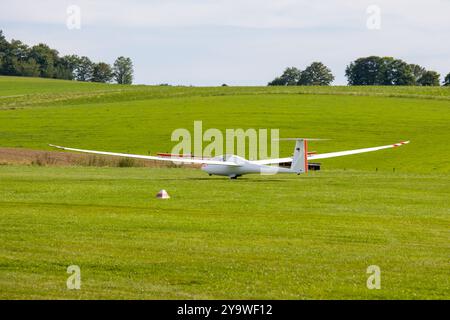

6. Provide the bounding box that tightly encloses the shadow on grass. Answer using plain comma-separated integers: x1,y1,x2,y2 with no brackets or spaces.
150,176,292,182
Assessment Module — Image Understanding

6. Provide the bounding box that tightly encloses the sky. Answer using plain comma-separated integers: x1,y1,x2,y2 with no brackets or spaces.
1,0,449,86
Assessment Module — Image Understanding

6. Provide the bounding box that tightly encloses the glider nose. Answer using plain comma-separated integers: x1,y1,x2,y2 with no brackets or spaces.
201,164,215,176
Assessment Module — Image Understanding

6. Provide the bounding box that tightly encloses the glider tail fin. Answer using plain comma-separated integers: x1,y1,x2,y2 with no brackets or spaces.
290,139,308,174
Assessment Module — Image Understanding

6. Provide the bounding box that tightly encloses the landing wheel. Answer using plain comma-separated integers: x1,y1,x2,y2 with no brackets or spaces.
209,174,212,176
229,176,238,179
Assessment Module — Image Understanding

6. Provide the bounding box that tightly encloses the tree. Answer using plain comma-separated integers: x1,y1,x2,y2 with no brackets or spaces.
0,30,8,51
298,62,334,85
113,56,133,84
0,30,9,72
345,56,386,85
17,58,40,77
382,59,415,85
54,64,72,80
59,54,83,80
29,43,58,78
409,64,426,85
54,56,76,80
268,67,301,86
443,73,450,86
0,30,132,83
1,39,31,76
92,62,113,83
74,56,94,81
346,56,416,86
268,76,285,86
418,71,440,86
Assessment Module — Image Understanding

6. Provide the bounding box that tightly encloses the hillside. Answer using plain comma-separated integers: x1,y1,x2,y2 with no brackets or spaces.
0,76,449,172
1,76,450,109
0,76,449,299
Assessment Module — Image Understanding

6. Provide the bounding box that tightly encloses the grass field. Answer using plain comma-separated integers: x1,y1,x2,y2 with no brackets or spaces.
0,76,449,299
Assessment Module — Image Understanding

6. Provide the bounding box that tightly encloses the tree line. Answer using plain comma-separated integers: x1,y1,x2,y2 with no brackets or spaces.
1,30,449,87
0,30,133,84
269,57,450,86
268,62,335,86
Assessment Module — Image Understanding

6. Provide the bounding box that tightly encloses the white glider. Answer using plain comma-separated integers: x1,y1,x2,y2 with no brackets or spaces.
49,140,409,179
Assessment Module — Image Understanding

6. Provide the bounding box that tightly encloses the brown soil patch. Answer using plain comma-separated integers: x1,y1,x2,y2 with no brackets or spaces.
0,147,200,168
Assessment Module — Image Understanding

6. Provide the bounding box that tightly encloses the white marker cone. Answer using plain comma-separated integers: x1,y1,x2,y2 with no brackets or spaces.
156,189,170,199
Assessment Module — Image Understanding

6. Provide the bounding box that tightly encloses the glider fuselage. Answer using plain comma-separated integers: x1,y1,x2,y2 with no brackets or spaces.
200,155,293,178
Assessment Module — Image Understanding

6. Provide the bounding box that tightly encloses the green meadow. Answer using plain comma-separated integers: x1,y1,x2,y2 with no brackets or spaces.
0,76,449,299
